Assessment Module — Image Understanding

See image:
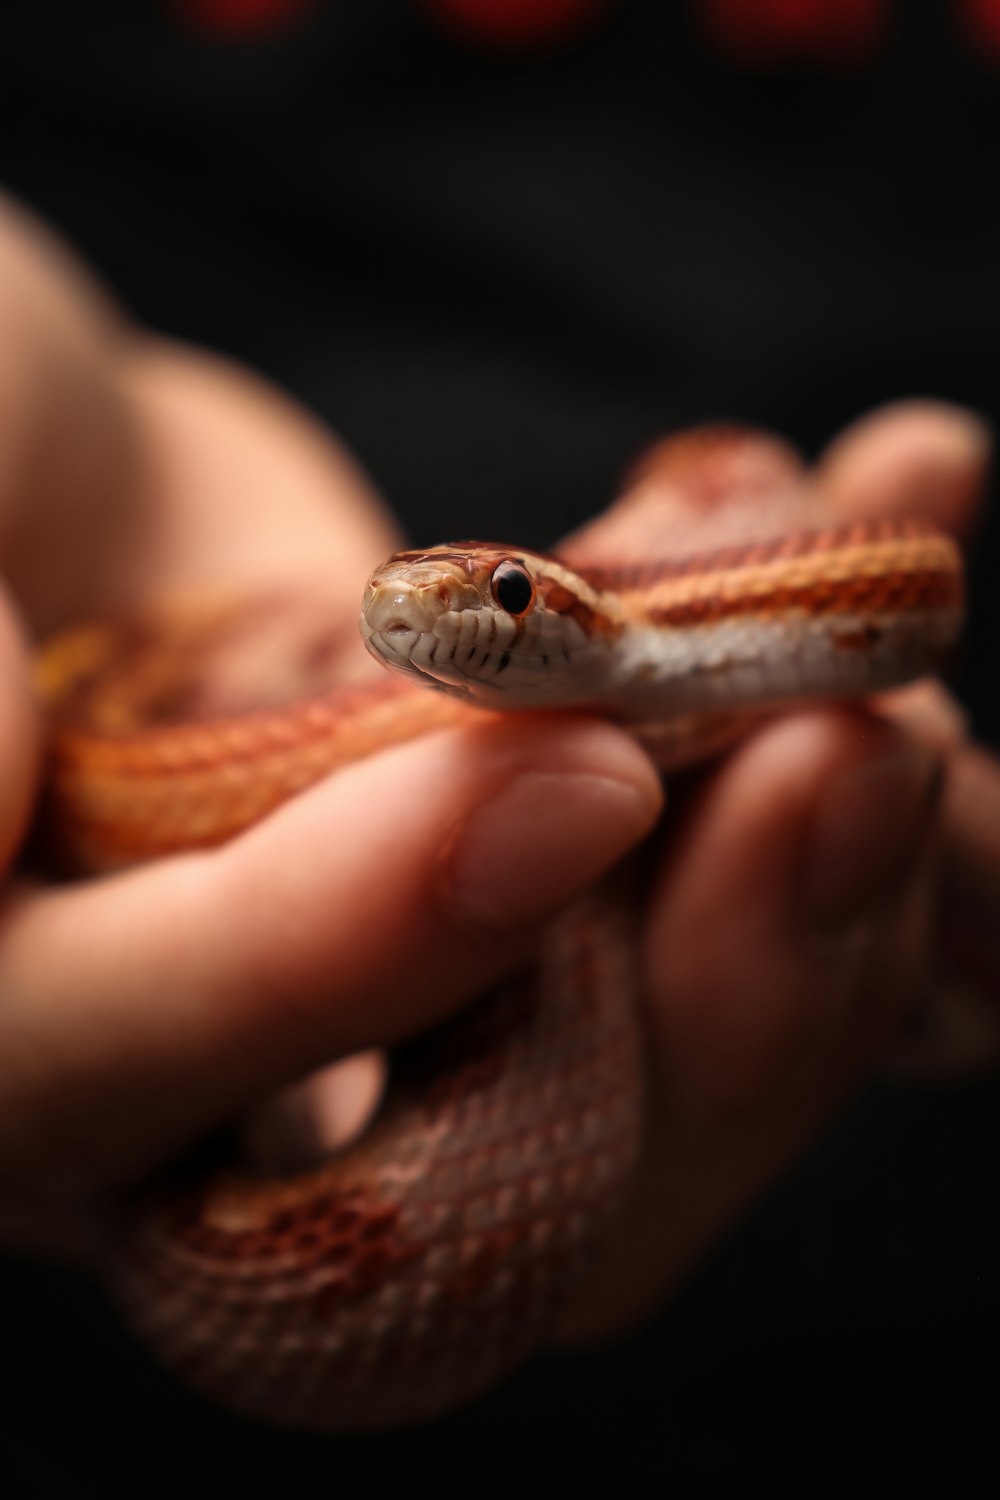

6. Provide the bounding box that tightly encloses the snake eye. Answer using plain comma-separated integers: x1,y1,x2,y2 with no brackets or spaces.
490,560,536,617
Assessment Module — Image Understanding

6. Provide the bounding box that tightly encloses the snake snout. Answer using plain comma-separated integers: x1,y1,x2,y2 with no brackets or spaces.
362,584,436,638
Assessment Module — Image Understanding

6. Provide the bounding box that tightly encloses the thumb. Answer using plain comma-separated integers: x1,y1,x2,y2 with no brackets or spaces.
0,717,660,1202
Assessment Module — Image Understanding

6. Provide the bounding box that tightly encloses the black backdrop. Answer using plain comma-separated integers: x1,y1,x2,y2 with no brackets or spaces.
1,2,999,1494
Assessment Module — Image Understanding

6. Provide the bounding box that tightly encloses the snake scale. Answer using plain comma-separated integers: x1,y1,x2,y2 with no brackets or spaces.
33,429,964,1428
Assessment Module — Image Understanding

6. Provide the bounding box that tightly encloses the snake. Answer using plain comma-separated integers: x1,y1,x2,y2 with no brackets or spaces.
33,429,964,1430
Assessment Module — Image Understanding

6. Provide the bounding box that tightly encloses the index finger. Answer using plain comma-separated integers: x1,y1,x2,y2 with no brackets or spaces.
814,399,991,534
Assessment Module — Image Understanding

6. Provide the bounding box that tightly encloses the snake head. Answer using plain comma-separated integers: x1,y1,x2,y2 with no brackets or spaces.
360,543,623,709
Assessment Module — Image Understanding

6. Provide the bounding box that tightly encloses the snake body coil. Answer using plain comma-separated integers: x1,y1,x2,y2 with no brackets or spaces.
35,432,964,1429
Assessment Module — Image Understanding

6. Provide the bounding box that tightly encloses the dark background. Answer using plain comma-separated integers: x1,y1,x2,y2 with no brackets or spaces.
1,1,998,1494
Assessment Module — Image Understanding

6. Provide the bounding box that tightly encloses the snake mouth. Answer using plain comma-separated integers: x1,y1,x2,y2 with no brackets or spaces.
362,625,417,671
360,581,455,680
364,627,477,700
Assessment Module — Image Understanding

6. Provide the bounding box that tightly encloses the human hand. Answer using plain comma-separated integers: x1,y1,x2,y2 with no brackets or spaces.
0,197,994,1377
0,198,661,1253
556,400,998,1342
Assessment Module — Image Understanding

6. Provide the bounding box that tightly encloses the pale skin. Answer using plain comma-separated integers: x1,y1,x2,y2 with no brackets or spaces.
0,192,997,1351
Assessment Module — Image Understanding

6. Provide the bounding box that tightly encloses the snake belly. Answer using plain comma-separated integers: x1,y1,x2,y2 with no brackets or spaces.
34,435,964,1430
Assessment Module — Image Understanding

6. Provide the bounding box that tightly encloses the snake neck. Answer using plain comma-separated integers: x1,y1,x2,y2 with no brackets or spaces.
590,518,964,721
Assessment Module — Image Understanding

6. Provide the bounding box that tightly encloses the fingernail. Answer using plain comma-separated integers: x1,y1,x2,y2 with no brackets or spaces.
801,744,942,937
445,771,656,929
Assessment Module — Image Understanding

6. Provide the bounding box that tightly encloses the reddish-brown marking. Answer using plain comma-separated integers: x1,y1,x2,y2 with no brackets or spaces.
831,625,885,652
575,516,940,593
539,578,622,638
644,567,961,629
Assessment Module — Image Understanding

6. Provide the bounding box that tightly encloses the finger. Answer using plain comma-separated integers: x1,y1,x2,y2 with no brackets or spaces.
817,402,1000,1074
0,585,41,872
560,424,808,568
643,711,939,1109
875,741,1000,1080
557,709,940,1341
0,194,141,632
814,399,992,535
939,742,1000,994
874,679,968,756
0,717,661,1199
116,340,403,608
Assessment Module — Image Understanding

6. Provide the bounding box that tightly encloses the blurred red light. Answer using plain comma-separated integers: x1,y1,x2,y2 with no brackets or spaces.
961,0,1000,56
172,0,313,36
419,0,610,49
700,0,887,65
